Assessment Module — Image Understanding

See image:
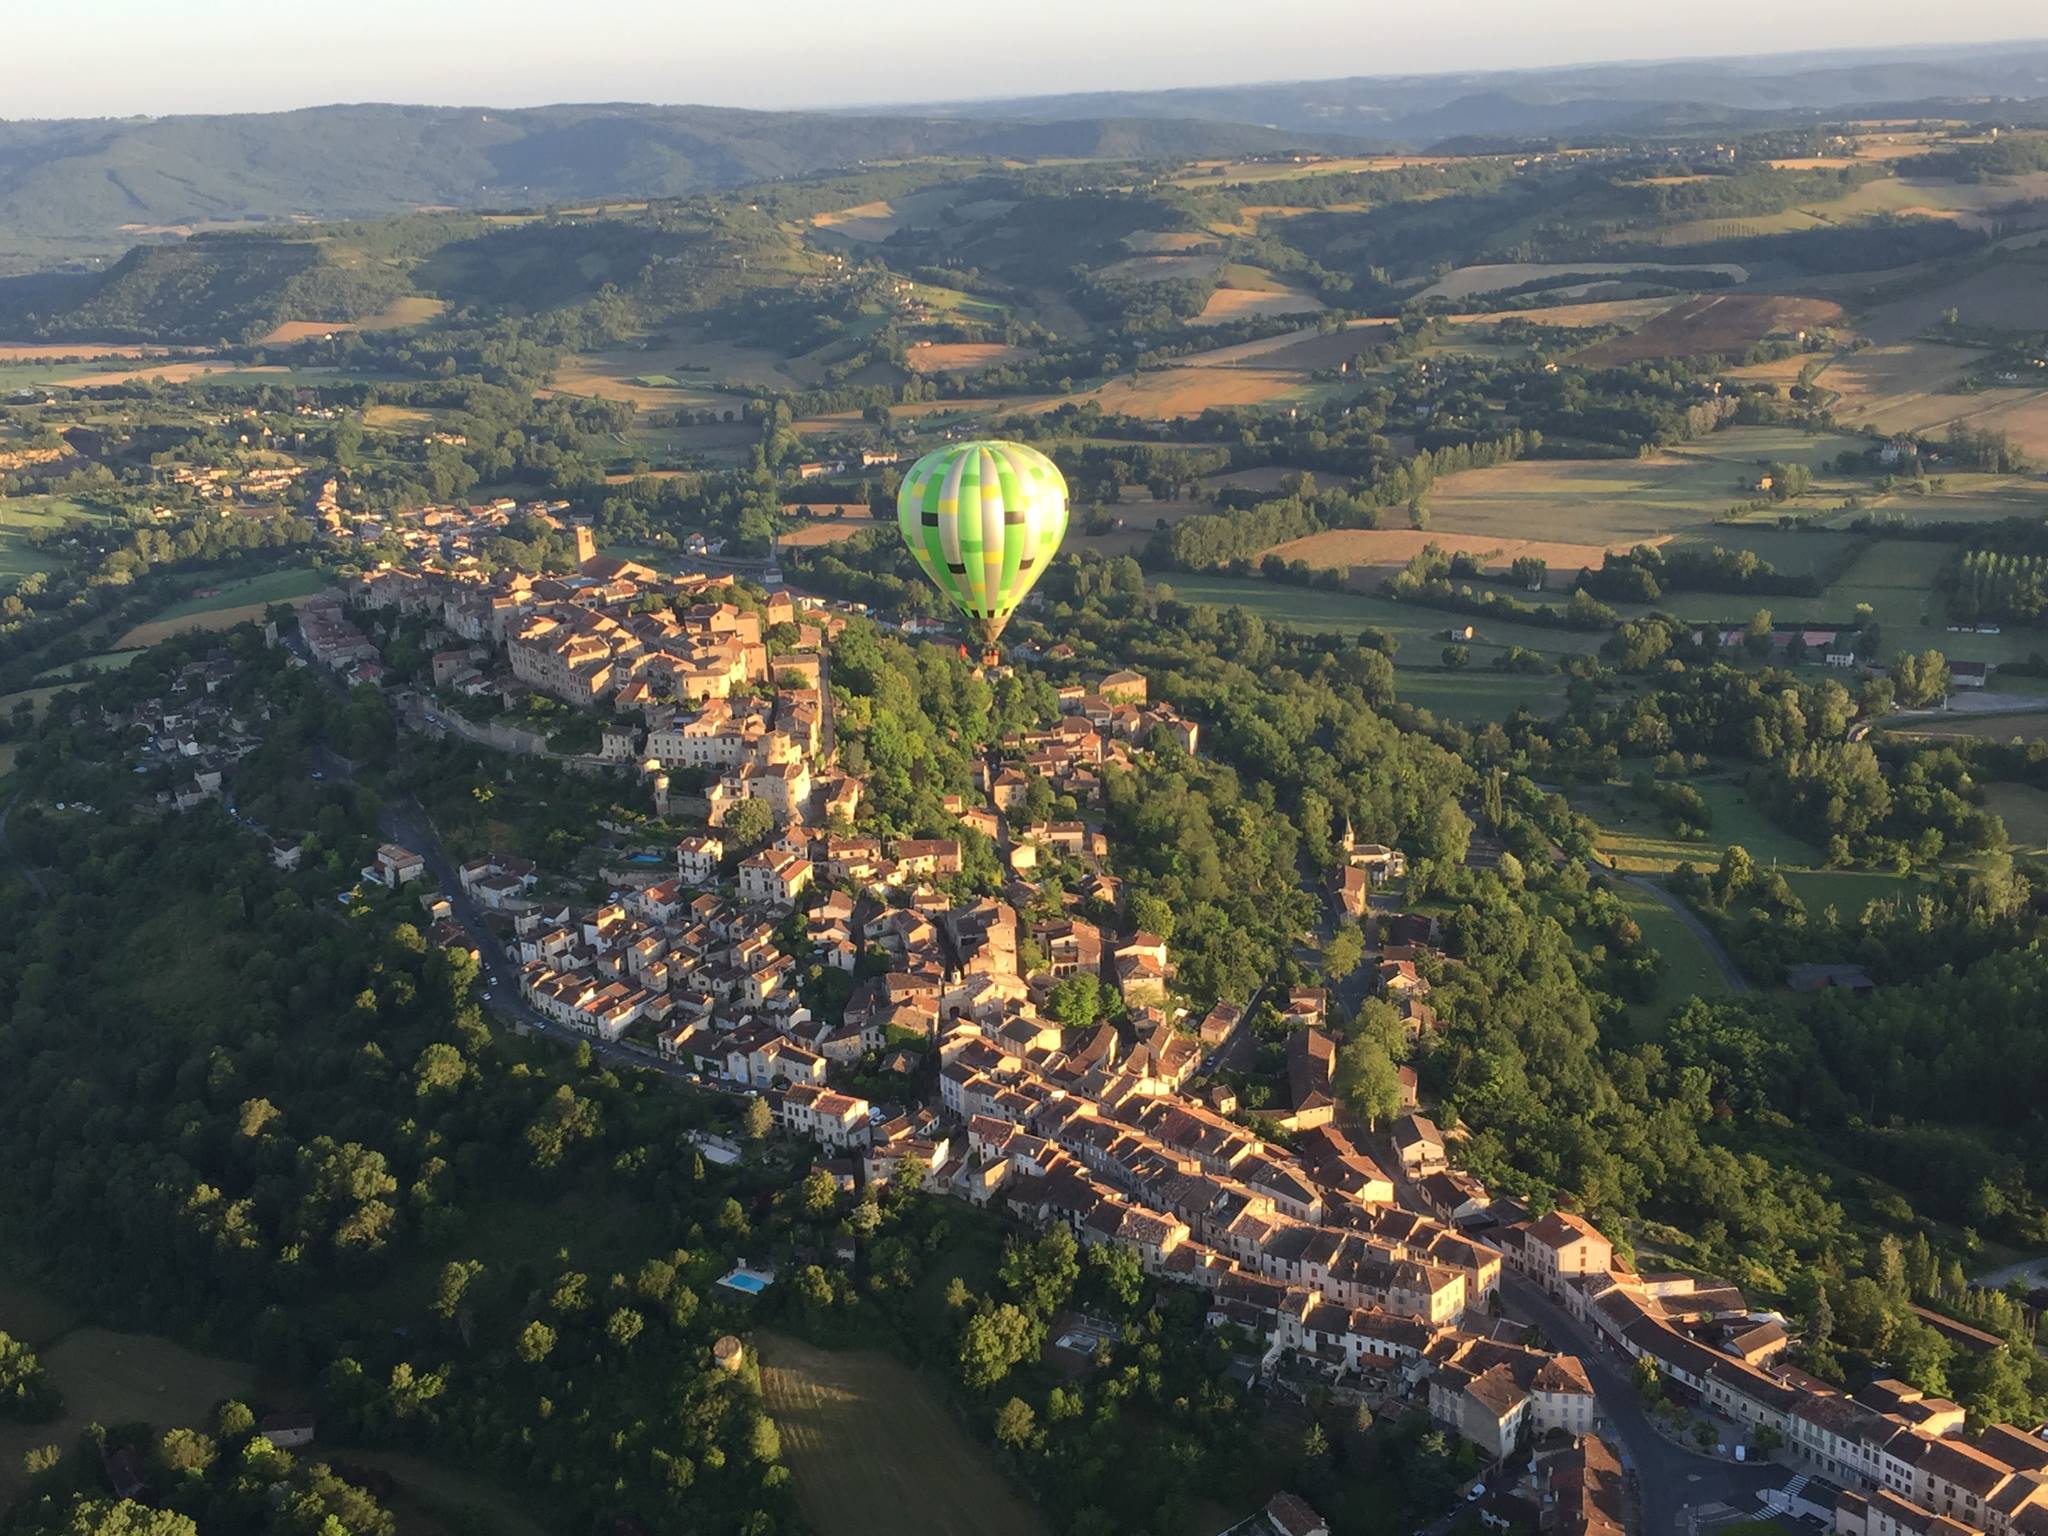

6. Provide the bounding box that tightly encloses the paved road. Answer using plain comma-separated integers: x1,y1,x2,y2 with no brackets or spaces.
1976,1253,2048,1292
1498,1275,1782,1536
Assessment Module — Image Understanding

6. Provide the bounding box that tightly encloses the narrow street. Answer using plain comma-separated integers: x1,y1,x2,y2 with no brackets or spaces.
1497,1275,1781,1536
378,794,716,1091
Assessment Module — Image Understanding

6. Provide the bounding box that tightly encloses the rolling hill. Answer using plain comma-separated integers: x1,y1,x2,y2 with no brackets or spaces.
0,104,1352,273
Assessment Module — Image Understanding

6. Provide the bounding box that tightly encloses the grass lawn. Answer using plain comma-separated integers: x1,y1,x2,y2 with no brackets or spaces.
1983,783,2048,856
1397,668,1569,723
1611,880,1732,1014
1781,867,1927,919
759,1331,1046,1536
1578,777,1821,875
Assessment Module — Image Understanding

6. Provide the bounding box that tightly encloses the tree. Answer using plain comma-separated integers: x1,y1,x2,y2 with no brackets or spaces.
800,1168,839,1218
1046,972,1103,1029
1323,923,1365,981
995,1396,1038,1450
605,1307,645,1349
517,1320,557,1364
1891,649,1951,709
959,1302,1043,1390
725,797,774,852
1441,644,1470,669
1087,1243,1144,1309
743,1096,773,1140
156,1428,217,1477
1335,1039,1404,1130
429,1259,483,1322
1001,1225,1079,1318
54,1501,198,1536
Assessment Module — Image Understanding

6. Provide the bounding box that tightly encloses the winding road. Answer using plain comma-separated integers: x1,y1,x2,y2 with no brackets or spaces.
1616,868,1751,994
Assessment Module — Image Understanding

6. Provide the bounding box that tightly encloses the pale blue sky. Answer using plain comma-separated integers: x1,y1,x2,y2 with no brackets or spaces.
3,0,2043,118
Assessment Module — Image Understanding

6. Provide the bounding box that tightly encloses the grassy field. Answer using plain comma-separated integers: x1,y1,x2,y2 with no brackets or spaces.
1611,881,1733,1013
0,1316,259,1504
0,495,115,581
1983,783,2048,856
1577,777,1822,875
1396,668,1569,722
1417,428,1868,547
1160,573,1613,657
336,1449,551,1536
113,567,329,648
758,1332,1046,1536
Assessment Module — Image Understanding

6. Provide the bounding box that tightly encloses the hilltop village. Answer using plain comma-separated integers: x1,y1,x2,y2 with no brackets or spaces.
84,517,2047,1536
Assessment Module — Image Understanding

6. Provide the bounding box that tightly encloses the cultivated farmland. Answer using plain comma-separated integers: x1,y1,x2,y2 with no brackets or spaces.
758,1332,1045,1536
1573,294,1846,365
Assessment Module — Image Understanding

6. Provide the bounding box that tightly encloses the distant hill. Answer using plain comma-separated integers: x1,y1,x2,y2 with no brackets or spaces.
908,40,2048,140
0,235,415,343
0,104,1347,273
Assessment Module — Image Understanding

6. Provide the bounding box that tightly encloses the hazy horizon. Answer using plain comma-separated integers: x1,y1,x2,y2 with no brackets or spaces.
5,0,2047,120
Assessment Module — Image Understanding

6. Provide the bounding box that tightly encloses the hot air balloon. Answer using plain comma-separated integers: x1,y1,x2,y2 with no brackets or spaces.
895,439,1068,666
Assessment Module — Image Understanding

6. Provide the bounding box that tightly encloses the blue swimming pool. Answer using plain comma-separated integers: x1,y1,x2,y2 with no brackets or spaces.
624,851,665,866
719,1269,771,1294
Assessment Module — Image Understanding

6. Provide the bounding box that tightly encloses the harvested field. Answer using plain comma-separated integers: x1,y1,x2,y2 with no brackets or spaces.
256,295,444,345
1262,528,1622,586
759,1332,1045,1536
1181,320,1390,371
1055,367,1312,419
0,341,190,362
904,343,1033,374
1092,253,1225,283
1122,230,1219,253
553,339,795,404
1857,260,2048,344
1442,296,1686,330
1574,293,1846,365
1420,454,1742,545
1191,286,1323,325
812,199,901,242
1204,465,1316,493
1418,261,1747,302
51,361,294,387
118,601,288,647
1808,338,1977,428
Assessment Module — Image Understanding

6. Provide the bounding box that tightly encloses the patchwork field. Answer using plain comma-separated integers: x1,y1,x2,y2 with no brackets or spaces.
1574,294,1846,365
759,1332,1045,1536
1417,261,1747,302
